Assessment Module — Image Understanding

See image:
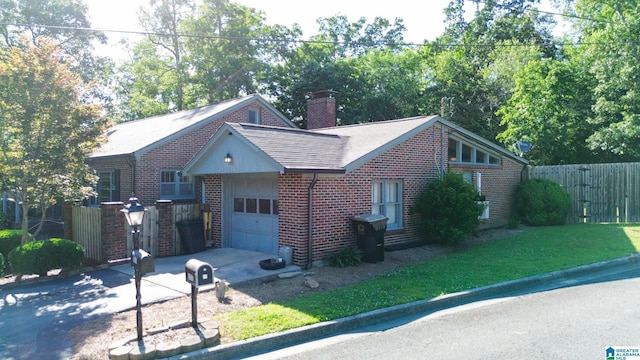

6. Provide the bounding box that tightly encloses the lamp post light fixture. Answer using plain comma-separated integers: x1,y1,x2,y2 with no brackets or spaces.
121,195,154,341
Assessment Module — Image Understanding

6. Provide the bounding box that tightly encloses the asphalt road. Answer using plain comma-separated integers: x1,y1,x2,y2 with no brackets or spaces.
245,262,640,360
0,268,182,360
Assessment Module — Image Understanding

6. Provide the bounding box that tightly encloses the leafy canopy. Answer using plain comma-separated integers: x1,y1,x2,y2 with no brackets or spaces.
0,37,108,242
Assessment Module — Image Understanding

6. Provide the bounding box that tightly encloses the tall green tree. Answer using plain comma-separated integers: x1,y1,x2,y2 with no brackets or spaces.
430,0,557,139
567,0,640,160
0,0,112,88
137,0,195,112
496,56,597,165
268,14,413,127
0,38,108,242
182,0,274,103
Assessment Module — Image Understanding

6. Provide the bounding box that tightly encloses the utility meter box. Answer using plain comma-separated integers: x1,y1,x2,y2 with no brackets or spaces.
185,259,214,287
131,248,155,276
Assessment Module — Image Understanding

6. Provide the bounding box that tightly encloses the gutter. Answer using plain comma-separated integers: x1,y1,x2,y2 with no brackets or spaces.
306,173,319,270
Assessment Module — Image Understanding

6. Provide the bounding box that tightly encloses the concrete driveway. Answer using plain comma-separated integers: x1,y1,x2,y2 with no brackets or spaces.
0,248,300,360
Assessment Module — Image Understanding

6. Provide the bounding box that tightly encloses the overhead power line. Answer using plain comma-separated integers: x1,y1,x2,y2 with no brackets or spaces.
1,22,628,50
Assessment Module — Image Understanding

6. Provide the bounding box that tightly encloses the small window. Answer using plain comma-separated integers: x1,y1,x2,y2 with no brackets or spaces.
234,198,244,212
246,198,257,213
248,109,260,124
259,199,271,214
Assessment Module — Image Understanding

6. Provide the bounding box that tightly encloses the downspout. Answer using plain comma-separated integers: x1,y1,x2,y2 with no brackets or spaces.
306,173,319,270
126,155,136,196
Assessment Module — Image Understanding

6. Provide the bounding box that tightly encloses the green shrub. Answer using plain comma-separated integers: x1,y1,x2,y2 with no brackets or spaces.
516,179,571,226
0,230,29,272
324,246,363,267
8,238,84,276
410,171,485,245
0,252,3,278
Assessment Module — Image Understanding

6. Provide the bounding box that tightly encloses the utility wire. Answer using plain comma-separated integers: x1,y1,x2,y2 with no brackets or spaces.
1,22,629,49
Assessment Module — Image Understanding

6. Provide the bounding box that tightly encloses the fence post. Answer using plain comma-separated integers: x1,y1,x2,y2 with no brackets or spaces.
63,201,74,240
156,200,173,258
101,201,126,262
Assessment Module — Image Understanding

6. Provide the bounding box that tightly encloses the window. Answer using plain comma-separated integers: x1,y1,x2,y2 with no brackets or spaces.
372,180,402,230
90,170,120,205
448,138,501,165
248,108,260,124
233,197,278,215
160,170,194,200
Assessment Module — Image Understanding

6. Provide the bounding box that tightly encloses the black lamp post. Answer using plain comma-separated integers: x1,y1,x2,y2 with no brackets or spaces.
121,195,151,341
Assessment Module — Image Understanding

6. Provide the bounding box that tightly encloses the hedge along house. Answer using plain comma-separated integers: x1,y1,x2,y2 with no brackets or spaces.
87,95,297,206
182,94,528,268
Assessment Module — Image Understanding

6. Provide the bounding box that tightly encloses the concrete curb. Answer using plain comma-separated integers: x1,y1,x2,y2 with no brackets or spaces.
176,254,640,360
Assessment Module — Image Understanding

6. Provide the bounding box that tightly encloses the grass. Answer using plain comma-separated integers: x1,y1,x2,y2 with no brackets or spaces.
213,223,640,341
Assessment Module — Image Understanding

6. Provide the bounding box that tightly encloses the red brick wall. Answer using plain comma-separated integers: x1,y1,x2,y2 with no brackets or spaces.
91,102,292,206
202,175,223,248
197,123,523,267
101,202,127,261
279,126,445,265
450,156,525,229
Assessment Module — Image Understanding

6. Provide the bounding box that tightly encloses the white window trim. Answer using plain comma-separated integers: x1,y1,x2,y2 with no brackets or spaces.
372,179,403,230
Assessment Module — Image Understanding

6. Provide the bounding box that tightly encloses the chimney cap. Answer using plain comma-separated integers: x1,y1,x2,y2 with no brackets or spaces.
307,89,337,99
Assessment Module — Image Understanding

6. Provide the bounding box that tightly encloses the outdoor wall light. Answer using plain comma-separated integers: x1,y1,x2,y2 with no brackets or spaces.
121,195,153,341
225,153,233,164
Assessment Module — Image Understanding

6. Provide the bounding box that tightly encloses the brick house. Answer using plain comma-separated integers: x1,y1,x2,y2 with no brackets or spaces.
88,95,296,206
181,93,528,267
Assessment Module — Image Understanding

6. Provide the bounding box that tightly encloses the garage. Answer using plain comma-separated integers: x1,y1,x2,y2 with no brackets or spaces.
227,174,279,254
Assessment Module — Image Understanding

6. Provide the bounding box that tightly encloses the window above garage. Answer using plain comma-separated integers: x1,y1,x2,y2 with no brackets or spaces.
448,137,501,166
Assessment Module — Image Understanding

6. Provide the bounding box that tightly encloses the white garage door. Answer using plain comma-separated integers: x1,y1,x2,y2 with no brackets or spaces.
230,175,279,254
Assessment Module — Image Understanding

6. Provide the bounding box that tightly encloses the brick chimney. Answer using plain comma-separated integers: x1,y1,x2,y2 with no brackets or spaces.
306,90,336,129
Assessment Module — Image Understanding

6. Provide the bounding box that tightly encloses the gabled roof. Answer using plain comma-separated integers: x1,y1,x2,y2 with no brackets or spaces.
184,115,526,176
89,94,296,159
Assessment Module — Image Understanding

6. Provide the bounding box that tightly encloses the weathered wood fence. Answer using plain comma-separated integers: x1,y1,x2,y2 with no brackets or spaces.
72,203,210,263
528,162,640,224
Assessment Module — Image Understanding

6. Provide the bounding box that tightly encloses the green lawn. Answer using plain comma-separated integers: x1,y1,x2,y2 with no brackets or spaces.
213,223,640,341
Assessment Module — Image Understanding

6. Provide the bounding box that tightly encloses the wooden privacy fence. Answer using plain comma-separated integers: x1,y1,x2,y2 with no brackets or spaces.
529,162,640,223
71,203,210,263
72,206,102,262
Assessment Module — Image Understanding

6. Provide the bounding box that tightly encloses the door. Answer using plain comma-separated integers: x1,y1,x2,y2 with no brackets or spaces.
229,174,279,254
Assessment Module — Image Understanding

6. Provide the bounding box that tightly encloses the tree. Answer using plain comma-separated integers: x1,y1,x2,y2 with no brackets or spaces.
138,0,195,112
429,0,557,140
0,0,111,84
268,15,414,127
0,38,108,243
568,0,640,160
496,56,598,165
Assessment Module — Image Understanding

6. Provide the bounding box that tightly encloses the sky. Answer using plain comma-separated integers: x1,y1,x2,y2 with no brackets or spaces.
86,0,471,58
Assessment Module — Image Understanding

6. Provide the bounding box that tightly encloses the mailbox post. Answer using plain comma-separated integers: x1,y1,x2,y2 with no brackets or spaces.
185,259,215,328
121,195,154,341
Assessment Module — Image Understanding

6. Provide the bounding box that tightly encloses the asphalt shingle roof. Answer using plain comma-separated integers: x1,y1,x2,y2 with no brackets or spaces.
226,115,440,172
91,95,262,158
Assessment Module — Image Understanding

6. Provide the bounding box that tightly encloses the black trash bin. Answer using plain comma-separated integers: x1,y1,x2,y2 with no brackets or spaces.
350,214,388,263
176,219,206,254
